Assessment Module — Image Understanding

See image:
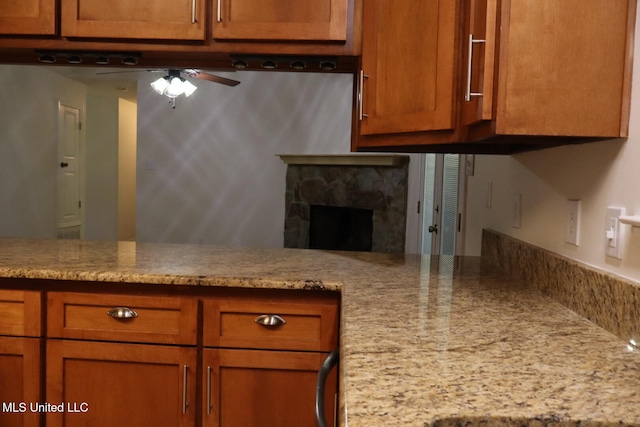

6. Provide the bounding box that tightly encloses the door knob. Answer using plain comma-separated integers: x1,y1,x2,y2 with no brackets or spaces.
60,162,69,168
428,224,438,234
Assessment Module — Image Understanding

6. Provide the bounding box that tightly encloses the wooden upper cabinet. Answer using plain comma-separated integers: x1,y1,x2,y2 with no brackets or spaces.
459,0,498,128
357,0,458,137
353,0,636,153
493,0,635,138
0,0,56,35
212,0,348,41
464,0,636,141
60,0,206,40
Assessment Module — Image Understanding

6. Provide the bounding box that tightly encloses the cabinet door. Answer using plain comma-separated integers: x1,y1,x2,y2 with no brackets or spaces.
46,340,197,427
0,337,41,427
212,0,348,41
203,349,337,427
0,0,56,35
459,0,498,127
60,0,205,40
358,0,458,136
495,0,634,137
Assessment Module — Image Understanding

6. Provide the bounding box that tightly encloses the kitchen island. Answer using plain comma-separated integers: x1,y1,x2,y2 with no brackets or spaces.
1,238,639,426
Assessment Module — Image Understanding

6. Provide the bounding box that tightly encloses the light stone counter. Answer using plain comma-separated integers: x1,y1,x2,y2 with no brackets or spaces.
1,238,640,426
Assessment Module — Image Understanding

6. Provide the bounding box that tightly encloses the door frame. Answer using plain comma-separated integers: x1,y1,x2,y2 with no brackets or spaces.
407,154,468,255
57,101,85,239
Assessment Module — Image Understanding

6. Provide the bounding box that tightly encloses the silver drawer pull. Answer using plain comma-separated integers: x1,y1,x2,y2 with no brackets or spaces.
254,314,286,327
107,307,138,319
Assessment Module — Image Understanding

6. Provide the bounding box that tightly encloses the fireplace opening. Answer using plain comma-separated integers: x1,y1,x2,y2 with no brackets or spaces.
309,205,373,252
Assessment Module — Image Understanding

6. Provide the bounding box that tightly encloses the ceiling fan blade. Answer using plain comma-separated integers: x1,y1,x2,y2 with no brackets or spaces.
194,71,240,87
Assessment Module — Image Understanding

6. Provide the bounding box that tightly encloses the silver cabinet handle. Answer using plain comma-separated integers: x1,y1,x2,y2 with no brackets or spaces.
254,314,286,327
206,365,212,415
106,307,138,319
182,365,189,414
465,33,486,101
191,0,197,23
217,0,222,22
359,70,369,120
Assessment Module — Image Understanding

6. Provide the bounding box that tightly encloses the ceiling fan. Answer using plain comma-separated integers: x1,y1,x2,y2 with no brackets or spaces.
96,68,241,108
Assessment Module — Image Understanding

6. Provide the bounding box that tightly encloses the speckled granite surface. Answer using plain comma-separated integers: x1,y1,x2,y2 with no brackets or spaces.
482,229,640,349
1,237,640,426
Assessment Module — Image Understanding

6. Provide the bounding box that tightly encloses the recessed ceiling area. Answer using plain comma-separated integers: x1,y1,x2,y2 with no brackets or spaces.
46,65,140,101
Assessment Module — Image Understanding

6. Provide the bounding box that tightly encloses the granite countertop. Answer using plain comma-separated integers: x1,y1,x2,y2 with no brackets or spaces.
1,238,640,426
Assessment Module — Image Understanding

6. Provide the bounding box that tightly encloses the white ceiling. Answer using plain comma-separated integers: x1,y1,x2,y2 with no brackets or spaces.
47,65,142,101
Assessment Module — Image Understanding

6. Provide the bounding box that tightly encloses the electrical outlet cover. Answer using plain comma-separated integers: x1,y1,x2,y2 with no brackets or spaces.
565,200,581,245
512,194,522,229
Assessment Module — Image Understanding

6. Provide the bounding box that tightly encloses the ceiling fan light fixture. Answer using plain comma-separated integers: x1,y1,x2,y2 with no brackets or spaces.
182,80,197,97
150,76,170,95
164,76,185,98
150,74,198,99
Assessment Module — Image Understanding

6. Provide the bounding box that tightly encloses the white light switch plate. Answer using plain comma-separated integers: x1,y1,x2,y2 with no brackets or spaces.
605,207,625,259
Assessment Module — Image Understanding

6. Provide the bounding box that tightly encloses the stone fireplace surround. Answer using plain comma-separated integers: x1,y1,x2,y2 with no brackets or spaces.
280,154,409,253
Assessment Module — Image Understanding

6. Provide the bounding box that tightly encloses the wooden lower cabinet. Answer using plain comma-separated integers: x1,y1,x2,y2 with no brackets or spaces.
45,340,197,427
0,337,41,427
203,348,337,427
1,287,339,426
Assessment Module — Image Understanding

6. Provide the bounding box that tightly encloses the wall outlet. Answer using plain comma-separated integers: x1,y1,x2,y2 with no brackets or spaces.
565,200,581,246
605,206,625,259
512,194,522,229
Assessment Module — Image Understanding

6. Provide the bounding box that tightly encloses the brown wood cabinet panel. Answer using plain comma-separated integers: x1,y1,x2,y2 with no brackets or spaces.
47,292,198,345
459,0,498,127
357,0,458,136
494,0,635,138
202,297,339,351
60,0,206,40
203,348,337,427
0,290,42,337
46,340,197,427
0,337,41,427
0,0,56,35
212,0,348,41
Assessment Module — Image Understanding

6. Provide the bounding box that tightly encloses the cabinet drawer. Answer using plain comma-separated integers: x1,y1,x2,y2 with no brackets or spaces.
47,292,198,345
0,290,42,337
203,298,339,351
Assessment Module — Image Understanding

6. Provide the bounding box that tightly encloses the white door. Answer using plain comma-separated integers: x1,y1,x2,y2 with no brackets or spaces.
57,103,83,238
419,154,467,255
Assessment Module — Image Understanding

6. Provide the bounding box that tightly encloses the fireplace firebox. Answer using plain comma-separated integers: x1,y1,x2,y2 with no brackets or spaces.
309,205,373,251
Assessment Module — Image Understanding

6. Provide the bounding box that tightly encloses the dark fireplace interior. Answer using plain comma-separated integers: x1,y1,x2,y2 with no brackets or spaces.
309,205,373,252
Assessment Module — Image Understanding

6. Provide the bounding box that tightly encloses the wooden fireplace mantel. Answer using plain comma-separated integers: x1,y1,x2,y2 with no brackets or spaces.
278,154,409,167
